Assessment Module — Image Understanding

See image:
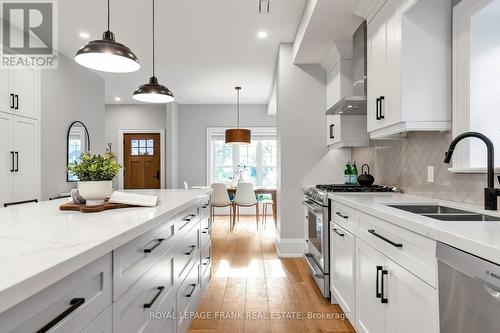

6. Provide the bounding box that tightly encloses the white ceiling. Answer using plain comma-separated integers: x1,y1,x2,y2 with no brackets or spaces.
58,0,306,104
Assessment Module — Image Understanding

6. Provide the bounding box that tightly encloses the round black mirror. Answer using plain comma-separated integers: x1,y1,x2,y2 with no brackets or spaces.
67,121,91,182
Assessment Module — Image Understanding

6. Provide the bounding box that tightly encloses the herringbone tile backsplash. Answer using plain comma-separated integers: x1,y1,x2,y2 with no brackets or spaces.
352,132,488,206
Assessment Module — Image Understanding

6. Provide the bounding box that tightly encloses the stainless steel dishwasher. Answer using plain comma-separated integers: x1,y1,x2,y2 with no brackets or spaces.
437,242,500,333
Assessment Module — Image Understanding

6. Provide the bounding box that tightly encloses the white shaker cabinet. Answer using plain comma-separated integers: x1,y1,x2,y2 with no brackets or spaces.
330,223,355,320
366,0,451,139
6,68,40,120
326,114,369,149
0,113,40,206
0,68,10,113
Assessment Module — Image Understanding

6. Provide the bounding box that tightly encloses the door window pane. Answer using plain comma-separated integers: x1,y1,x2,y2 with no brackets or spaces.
131,138,154,156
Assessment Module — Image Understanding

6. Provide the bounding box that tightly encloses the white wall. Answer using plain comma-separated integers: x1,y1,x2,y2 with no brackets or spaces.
40,53,105,200
105,104,167,188
276,43,350,256
177,104,276,188
166,102,179,188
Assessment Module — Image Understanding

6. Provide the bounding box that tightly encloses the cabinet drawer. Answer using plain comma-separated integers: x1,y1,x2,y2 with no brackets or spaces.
0,254,112,333
175,223,200,282
200,242,212,289
200,197,210,220
113,219,176,301
177,260,202,333
200,217,211,248
175,206,200,236
81,306,112,333
357,211,437,287
332,201,358,234
113,251,176,333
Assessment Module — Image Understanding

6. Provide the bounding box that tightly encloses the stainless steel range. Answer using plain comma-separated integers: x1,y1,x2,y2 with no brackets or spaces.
303,184,395,298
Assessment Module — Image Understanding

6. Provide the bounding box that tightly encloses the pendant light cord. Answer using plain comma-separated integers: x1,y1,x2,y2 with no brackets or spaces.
107,0,110,31
237,88,240,129
152,0,155,77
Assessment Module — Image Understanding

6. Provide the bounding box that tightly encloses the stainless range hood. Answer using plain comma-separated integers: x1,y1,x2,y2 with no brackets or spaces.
326,22,367,115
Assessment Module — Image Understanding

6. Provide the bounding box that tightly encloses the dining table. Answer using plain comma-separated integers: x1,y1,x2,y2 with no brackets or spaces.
191,185,277,222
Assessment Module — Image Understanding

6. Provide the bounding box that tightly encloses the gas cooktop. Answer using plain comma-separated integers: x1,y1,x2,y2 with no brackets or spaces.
304,184,396,206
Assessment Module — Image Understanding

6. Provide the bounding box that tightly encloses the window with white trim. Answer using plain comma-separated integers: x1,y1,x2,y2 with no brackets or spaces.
207,128,277,186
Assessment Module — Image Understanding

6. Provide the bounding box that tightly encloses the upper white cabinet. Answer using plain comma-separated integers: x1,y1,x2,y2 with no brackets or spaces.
326,114,369,149
0,68,40,120
366,0,451,139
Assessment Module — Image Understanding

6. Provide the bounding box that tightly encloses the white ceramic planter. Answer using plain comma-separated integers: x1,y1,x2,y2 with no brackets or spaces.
78,181,113,206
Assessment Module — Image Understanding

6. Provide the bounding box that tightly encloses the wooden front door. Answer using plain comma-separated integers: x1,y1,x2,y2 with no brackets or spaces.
123,133,161,189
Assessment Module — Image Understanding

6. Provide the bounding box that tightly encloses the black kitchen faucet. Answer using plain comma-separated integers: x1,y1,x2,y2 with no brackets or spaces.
444,132,500,210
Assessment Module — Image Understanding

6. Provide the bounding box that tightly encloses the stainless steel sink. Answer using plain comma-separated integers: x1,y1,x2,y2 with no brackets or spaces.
387,204,468,214
387,204,500,221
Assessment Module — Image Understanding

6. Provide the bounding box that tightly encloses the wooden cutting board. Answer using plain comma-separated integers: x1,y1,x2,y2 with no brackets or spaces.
59,200,133,213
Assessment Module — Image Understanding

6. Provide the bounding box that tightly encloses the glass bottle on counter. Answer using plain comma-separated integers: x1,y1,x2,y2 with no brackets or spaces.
350,161,359,185
344,162,352,184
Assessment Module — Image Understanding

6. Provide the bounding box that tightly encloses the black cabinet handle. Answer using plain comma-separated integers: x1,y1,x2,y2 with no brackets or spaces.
335,211,349,219
376,266,383,298
379,96,385,119
143,286,165,308
381,269,388,304
14,94,18,109
10,151,14,172
202,227,210,234
202,204,209,209
368,229,402,248
202,256,211,266
184,245,196,255
14,151,18,172
329,124,335,139
184,283,197,298
36,298,85,333
333,228,345,237
144,238,165,253
10,94,14,108
376,97,380,120
183,214,196,222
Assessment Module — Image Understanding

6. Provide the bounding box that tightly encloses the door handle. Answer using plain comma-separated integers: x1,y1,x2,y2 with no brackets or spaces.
376,266,383,298
10,151,14,172
36,298,85,333
381,269,388,303
329,124,335,139
10,94,14,108
143,238,165,253
155,170,160,180
379,96,385,119
14,151,18,172
143,286,165,308
14,94,19,110
376,97,380,120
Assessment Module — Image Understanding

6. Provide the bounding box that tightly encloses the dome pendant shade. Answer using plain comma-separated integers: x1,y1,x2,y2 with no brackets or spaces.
133,76,175,103
225,129,251,145
75,30,140,73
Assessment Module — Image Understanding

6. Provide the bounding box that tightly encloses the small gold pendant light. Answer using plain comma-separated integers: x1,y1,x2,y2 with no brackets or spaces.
225,87,251,144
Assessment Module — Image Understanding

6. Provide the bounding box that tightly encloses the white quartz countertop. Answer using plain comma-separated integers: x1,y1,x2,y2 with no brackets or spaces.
329,192,500,265
0,189,210,313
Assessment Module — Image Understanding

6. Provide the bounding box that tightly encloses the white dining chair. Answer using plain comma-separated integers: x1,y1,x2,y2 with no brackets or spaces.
210,183,233,231
183,181,189,189
232,182,259,230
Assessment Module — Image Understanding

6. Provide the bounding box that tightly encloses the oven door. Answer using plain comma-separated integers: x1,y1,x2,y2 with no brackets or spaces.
303,199,328,272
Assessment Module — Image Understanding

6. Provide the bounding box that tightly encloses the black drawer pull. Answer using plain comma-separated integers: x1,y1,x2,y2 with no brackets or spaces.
381,269,388,304
376,97,380,120
376,266,382,298
368,229,403,248
10,151,14,172
333,228,345,237
14,151,18,172
183,214,196,221
144,238,165,253
202,227,210,234
184,283,197,298
202,204,209,209
202,256,211,265
335,211,349,219
143,286,165,308
10,93,14,108
184,245,196,255
36,298,85,333
379,96,385,119
14,94,19,109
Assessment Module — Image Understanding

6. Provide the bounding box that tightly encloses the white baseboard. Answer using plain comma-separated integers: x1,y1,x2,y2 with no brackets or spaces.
275,238,305,258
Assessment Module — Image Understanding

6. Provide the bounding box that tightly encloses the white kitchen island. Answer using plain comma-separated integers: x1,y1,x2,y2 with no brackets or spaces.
0,189,212,333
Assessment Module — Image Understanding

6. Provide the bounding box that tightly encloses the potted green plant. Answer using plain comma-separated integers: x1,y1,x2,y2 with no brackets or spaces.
67,151,123,206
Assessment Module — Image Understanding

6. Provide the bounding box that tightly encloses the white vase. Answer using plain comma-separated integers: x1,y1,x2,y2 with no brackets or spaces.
78,181,113,206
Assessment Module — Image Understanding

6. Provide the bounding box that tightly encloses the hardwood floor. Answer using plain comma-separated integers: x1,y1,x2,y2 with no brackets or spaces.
189,215,356,333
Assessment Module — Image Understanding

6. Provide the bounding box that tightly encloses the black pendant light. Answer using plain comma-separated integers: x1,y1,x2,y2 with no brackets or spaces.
225,87,251,145
75,0,140,73
133,0,174,103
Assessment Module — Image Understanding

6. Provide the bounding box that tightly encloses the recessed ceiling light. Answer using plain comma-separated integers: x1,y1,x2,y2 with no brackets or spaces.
257,31,268,39
114,97,121,102
79,32,90,39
